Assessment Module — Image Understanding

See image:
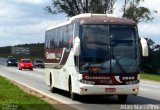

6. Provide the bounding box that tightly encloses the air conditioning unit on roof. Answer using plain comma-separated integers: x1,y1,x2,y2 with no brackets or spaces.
69,13,118,21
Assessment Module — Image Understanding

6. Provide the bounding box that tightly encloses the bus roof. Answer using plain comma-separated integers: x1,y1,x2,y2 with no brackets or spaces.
47,13,136,31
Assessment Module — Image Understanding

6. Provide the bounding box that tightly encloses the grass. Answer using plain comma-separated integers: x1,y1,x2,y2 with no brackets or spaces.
0,76,55,110
141,72,160,82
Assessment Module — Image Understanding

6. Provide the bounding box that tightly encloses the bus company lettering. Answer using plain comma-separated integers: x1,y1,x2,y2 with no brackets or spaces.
46,52,56,59
120,76,137,81
84,76,111,80
122,76,135,80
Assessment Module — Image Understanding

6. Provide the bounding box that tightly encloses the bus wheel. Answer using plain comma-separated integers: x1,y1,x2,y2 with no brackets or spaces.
118,95,128,103
69,80,77,100
50,73,55,93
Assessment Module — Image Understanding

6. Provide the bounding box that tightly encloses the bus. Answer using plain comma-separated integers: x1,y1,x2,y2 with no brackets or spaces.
45,13,148,102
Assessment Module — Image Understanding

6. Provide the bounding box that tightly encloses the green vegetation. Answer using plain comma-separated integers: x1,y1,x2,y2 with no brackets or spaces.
0,43,44,61
0,76,54,110
141,72,160,82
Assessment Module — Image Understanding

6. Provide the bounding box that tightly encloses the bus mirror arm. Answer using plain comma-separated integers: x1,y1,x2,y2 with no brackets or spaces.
73,37,80,56
140,37,149,57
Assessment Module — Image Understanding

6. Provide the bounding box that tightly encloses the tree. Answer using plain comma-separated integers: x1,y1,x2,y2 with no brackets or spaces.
122,0,157,23
45,0,116,17
141,38,160,74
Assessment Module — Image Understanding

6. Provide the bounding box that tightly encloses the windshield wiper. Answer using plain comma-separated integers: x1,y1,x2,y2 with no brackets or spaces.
110,36,126,74
112,55,126,74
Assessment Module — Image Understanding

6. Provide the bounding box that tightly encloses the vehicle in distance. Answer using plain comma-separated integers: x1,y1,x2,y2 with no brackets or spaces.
18,59,33,70
33,59,44,68
7,58,18,67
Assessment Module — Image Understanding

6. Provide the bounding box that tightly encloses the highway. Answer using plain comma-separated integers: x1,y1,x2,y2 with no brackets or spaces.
0,57,160,110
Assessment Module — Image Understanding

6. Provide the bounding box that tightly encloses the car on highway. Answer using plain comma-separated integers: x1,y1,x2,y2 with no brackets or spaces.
18,58,33,70
7,58,18,67
33,59,44,68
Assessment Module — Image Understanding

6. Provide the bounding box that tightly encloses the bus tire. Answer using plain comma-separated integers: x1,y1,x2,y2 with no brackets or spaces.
50,73,56,93
69,78,77,100
118,95,128,103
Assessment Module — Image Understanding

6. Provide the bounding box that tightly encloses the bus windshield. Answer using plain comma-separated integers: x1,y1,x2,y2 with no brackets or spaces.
80,24,140,74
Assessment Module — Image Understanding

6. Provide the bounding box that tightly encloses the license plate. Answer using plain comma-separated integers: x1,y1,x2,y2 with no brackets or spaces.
105,88,116,92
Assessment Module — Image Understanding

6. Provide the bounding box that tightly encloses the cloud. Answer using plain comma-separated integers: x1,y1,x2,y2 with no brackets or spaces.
137,0,160,44
141,0,160,11
14,0,45,5
138,23,160,44
139,23,160,36
0,2,48,21
1,0,48,5
0,19,64,47
0,0,66,47
0,40,24,47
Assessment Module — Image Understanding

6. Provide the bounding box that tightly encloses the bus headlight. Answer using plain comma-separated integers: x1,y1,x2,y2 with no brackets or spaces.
80,80,95,85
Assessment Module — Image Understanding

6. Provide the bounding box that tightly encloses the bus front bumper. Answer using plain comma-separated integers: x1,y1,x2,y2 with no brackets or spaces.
78,83,139,95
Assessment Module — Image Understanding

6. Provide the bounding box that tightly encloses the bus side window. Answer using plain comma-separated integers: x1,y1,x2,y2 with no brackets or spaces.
74,23,79,37
54,28,58,48
57,28,60,47
67,24,73,48
47,30,52,48
64,25,68,47
45,32,48,48
59,27,64,48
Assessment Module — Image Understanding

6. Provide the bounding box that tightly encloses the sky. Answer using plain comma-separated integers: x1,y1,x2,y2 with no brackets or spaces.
0,0,160,47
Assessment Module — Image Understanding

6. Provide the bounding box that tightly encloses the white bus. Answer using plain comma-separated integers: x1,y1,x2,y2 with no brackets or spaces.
45,13,148,102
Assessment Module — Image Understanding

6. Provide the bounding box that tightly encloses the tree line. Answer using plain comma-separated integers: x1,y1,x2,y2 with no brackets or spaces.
0,43,44,58
45,0,157,24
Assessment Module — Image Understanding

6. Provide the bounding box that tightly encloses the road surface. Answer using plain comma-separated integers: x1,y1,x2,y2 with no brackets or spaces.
0,57,160,110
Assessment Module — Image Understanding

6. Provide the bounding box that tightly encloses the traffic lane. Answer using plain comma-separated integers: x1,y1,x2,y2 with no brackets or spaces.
0,66,47,89
0,57,7,65
71,96,160,110
140,80,160,91
0,66,44,80
139,80,160,100
0,65,48,95
139,88,160,101
55,92,160,104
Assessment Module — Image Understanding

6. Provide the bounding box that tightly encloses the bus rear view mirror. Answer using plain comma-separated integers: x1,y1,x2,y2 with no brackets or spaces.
140,37,149,57
73,37,80,56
